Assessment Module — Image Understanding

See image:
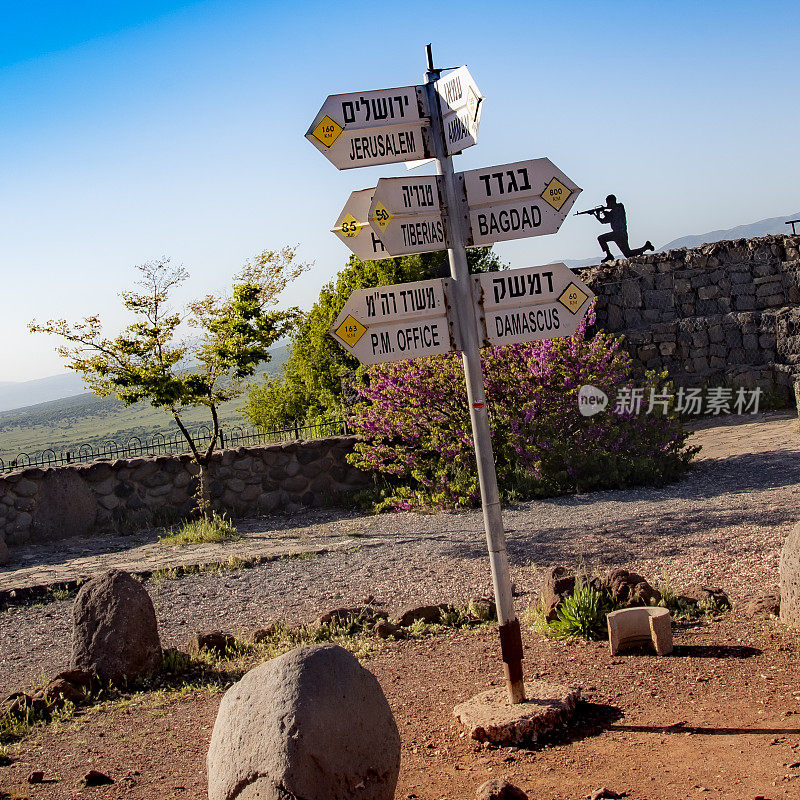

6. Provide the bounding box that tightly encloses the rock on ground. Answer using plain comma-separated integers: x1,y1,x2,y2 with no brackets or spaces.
476,777,529,799
780,521,800,629
207,643,401,800
71,570,162,684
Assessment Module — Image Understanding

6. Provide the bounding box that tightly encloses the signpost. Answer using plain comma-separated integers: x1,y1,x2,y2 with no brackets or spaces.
461,158,581,246
329,278,456,365
368,176,447,256
435,65,483,156
331,188,388,261
306,86,431,170
310,47,588,706
473,263,594,347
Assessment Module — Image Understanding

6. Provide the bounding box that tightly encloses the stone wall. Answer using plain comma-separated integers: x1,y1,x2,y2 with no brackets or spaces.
579,234,800,391
0,437,369,547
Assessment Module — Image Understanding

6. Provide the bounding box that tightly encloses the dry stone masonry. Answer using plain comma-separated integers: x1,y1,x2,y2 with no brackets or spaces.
0,437,368,546
579,234,800,393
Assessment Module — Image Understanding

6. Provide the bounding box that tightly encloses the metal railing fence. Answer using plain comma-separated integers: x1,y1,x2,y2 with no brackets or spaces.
0,417,349,475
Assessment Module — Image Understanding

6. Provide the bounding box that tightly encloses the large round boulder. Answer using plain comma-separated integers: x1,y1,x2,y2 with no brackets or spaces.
207,643,400,800
71,570,161,683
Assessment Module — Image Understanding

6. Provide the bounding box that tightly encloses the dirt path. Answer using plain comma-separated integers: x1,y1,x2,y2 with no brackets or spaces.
2,618,799,800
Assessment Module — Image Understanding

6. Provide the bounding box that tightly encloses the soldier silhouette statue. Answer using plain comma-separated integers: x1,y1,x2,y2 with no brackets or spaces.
576,195,654,263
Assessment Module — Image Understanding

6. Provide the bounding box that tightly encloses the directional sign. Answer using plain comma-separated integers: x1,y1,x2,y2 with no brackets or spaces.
472,262,594,347
461,158,581,246
329,278,456,365
367,176,447,256
331,188,389,261
306,86,432,170
435,66,484,156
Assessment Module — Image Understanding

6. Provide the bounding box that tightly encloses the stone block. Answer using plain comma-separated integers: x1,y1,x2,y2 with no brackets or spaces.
31,472,98,541
780,521,800,630
453,681,580,745
227,478,246,493
697,285,719,300
284,475,309,494
13,478,39,498
607,607,673,656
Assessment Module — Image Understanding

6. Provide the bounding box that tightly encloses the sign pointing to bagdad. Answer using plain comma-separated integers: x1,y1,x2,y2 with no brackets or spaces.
329,278,456,366
461,158,581,246
473,263,594,347
332,159,580,260
331,188,388,261
306,86,432,169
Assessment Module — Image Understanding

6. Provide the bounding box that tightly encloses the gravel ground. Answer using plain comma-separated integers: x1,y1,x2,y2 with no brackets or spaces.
2,414,799,695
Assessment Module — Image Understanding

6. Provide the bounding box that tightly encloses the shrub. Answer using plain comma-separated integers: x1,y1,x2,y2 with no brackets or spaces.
159,513,238,546
545,580,614,640
347,305,698,509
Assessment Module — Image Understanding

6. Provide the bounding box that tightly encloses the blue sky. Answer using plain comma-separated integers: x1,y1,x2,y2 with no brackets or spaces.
1,0,798,381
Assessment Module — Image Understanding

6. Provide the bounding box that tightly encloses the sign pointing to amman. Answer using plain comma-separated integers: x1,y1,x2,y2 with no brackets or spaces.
435,65,484,156
306,86,432,170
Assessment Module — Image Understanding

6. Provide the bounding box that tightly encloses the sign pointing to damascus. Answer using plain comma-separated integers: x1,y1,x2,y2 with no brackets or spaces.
306,86,432,170
329,278,456,365
472,263,594,347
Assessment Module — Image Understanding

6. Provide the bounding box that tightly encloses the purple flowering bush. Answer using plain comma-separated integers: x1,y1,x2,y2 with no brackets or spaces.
347,307,698,510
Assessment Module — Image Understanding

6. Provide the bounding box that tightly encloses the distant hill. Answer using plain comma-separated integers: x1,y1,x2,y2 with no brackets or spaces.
563,213,800,270
0,343,291,415
0,343,292,460
659,213,800,252
0,373,89,413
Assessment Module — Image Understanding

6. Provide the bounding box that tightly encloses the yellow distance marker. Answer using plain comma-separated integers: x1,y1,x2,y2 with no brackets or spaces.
311,116,343,148
558,282,589,314
334,315,367,347
541,177,572,211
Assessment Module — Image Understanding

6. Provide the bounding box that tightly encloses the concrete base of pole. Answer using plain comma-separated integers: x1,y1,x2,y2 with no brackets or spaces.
453,681,580,746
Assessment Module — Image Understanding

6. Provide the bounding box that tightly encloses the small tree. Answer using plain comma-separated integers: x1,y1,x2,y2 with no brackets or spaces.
29,247,309,517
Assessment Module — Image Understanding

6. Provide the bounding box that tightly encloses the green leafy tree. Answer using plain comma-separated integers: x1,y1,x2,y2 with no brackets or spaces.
243,248,503,430
29,247,309,516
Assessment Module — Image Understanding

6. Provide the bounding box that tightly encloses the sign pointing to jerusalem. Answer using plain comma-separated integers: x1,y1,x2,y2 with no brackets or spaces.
461,158,581,246
329,278,456,365
331,188,388,261
368,176,447,256
472,263,594,346
435,66,483,156
306,86,432,170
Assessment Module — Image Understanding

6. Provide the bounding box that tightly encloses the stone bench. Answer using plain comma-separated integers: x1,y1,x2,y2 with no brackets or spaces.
606,607,673,656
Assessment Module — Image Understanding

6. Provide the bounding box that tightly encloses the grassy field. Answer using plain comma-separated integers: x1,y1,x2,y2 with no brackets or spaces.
0,347,290,462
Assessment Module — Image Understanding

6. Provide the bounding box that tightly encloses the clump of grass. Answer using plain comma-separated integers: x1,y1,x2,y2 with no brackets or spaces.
159,512,238,546
547,581,612,640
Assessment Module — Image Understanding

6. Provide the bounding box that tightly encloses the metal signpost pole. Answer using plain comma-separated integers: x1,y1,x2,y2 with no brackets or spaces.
423,44,526,705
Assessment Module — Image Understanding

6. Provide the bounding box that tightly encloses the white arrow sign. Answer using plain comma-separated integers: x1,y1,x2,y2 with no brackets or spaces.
461,158,581,246
306,86,432,170
329,278,456,365
472,263,594,346
368,176,448,256
435,66,484,156
331,188,389,261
